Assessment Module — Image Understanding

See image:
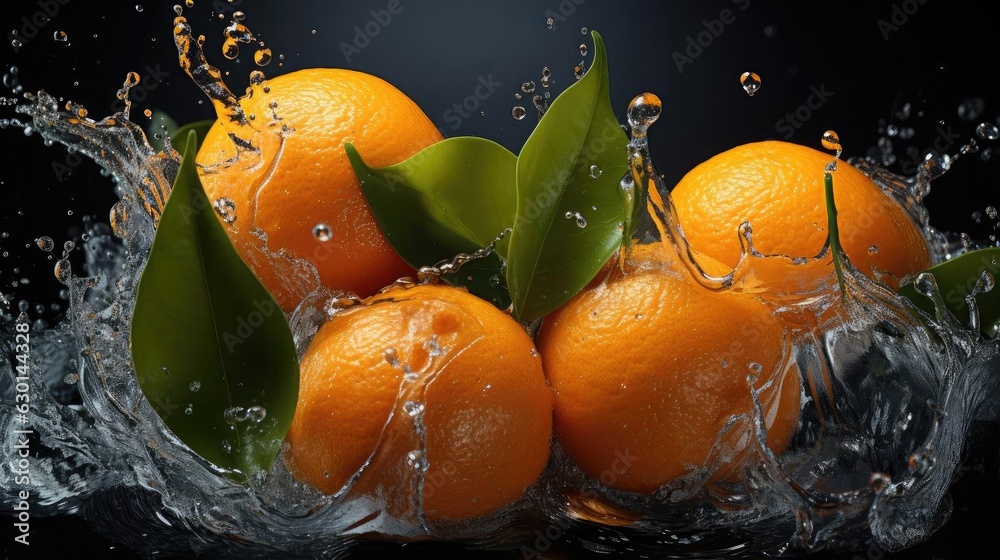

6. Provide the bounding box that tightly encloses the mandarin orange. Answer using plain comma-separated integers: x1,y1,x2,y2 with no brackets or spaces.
196,68,442,310
284,283,553,521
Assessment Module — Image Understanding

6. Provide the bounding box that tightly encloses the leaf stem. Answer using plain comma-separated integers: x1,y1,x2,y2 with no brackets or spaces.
824,171,847,297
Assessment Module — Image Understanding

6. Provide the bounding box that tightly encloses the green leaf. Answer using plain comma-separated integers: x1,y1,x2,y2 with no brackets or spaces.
146,110,179,153
346,137,517,309
145,111,214,155
131,130,299,484
506,30,629,322
898,248,1000,338
169,119,215,153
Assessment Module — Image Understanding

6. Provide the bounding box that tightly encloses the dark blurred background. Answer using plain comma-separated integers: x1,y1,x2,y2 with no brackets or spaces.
2,0,998,558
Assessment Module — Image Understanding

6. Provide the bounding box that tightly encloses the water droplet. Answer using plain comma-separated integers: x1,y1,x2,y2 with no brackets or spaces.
958,97,985,121
224,406,246,425
915,272,937,298
312,223,332,242
546,17,554,29
54,259,72,284
53,30,68,42
821,130,842,153
565,211,587,228
36,236,54,252
246,405,266,422
976,122,999,140
540,67,552,88
868,245,879,255
626,92,662,135
254,48,272,66
589,164,602,178
213,198,237,224
189,381,201,392
222,38,240,60
739,71,761,96
110,201,129,239
579,43,588,56
581,27,588,35
512,106,526,120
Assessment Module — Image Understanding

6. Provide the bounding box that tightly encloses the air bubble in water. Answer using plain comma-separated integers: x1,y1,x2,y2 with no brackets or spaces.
135,4,144,12
512,106,526,120
589,165,602,178
312,223,332,242
976,122,999,141
521,81,535,94
581,27,588,35
189,381,201,392
958,97,985,121
546,17,554,29
986,206,998,220
739,71,761,96
63,373,79,385
579,43,588,56
53,31,68,42
540,67,551,88
868,245,879,255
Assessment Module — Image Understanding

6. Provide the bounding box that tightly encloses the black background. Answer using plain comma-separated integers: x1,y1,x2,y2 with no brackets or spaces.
2,0,999,558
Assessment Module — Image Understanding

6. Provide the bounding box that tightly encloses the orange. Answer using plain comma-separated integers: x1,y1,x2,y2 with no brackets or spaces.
283,282,553,521
670,140,931,291
196,68,443,310
536,243,801,494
